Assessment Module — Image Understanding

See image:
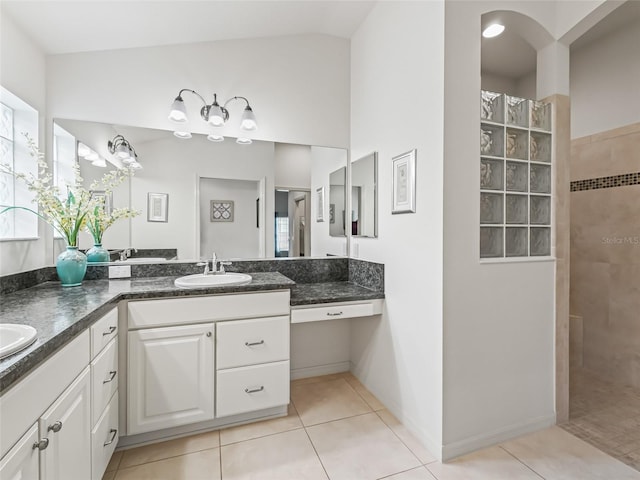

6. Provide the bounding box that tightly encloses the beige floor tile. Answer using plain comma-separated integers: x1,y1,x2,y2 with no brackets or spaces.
221,428,328,480
119,430,220,468
291,377,371,426
115,448,220,480
102,471,116,480
106,450,123,472
377,409,437,465
291,372,348,387
426,446,541,480
220,403,303,445
501,426,640,479
343,372,387,411
380,466,435,479
307,412,421,480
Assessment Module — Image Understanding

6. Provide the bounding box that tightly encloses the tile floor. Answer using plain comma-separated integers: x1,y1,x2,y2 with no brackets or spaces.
561,367,640,471
104,372,640,479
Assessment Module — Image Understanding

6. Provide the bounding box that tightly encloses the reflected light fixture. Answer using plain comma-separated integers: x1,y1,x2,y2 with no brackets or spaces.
107,135,142,169
77,141,107,167
168,89,257,144
482,23,505,38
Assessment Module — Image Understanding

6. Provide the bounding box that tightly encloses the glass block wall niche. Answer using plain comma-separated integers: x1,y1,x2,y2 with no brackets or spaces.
480,90,552,259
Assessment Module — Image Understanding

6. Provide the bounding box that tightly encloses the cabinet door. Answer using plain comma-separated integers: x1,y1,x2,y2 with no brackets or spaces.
39,367,91,480
128,323,215,434
0,423,39,480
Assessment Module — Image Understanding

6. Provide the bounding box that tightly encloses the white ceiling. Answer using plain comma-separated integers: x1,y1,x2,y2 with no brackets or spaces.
1,0,377,55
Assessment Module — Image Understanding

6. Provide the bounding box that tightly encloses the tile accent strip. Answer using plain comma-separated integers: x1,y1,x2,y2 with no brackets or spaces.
571,172,640,192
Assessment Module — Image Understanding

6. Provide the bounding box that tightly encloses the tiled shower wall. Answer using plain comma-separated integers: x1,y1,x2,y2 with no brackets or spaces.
570,122,640,388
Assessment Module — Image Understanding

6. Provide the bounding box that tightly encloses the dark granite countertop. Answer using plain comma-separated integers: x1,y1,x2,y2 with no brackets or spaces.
0,273,383,394
291,282,385,306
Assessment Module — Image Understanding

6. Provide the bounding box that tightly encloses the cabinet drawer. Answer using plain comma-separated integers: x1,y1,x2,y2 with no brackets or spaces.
128,290,290,329
91,307,118,358
217,316,289,370
291,301,382,324
91,392,119,480
91,338,118,426
216,361,289,418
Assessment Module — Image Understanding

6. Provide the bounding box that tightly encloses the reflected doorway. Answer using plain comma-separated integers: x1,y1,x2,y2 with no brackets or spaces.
275,189,310,257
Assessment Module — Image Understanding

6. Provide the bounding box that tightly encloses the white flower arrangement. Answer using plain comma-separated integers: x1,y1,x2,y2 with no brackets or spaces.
1,133,138,246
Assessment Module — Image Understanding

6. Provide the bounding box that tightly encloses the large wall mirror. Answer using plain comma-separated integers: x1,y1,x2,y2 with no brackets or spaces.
351,152,378,238
52,119,347,263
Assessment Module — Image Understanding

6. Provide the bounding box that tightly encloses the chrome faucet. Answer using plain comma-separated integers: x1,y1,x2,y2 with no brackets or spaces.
212,252,217,273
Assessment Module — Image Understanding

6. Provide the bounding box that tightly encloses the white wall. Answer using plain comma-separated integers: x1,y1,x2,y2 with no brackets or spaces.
310,146,348,257
570,19,640,138
199,178,260,259
349,0,445,458
0,11,49,275
46,34,350,149
274,143,311,190
441,1,573,459
129,135,275,260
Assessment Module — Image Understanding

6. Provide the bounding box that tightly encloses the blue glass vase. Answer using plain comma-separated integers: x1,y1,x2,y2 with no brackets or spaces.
86,243,110,263
56,246,87,287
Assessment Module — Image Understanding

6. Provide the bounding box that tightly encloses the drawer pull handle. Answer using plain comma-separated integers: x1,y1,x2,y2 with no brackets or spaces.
104,429,118,446
48,421,63,433
245,386,265,394
103,326,116,336
245,340,265,347
33,438,49,450
103,371,117,384
326,311,343,317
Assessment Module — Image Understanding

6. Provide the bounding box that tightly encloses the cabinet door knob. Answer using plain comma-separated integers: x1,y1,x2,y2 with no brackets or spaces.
245,386,265,394
48,421,63,433
206,331,212,337
32,438,49,450
103,371,117,384
103,326,117,336
104,429,118,446
245,340,264,347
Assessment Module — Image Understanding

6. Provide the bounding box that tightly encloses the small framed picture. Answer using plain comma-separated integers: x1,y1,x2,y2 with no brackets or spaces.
90,190,113,215
211,200,234,222
392,149,416,214
147,192,169,222
316,187,325,222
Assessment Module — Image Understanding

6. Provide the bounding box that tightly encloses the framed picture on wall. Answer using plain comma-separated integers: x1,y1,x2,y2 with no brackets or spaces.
316,187,325,222
211,200,234,222
392,149,417,214
147,192,169,222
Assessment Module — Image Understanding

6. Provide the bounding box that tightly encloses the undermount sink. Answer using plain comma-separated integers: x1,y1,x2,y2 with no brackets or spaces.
0,324,38,359
174,273,252,289
117,257,168,263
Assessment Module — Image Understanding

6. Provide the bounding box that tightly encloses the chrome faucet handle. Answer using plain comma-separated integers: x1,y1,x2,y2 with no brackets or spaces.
196,261,209,275
219,261,232,274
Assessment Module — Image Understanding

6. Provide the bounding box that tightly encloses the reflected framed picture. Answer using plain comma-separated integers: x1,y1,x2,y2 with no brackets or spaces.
211,200,234,222
147,192,169,222
316,187,325,222
392,149,416,214
90,190,112,216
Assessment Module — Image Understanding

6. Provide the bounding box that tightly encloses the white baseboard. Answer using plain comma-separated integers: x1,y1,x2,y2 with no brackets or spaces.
441,413,556,461
290,361,351,380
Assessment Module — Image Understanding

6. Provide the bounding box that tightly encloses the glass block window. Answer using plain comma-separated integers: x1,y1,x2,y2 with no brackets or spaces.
275,216,290,253
480,91,552,259
0,87,39,240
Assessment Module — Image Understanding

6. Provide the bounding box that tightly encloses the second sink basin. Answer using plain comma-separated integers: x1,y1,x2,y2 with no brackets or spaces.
175,273,252,289
0,324,38,359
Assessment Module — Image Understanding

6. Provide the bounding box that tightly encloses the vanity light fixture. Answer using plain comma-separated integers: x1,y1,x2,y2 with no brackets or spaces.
107,135,142,169
168,89,257,144
482,23,505,38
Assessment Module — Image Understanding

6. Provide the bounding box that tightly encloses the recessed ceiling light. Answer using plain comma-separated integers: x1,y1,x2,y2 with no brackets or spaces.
482,23,505,38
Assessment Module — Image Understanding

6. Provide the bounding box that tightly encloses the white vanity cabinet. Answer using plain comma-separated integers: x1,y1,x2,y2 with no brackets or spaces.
128,323,215,434
126,290,290,437
0,306,119,480
0,331,92,480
